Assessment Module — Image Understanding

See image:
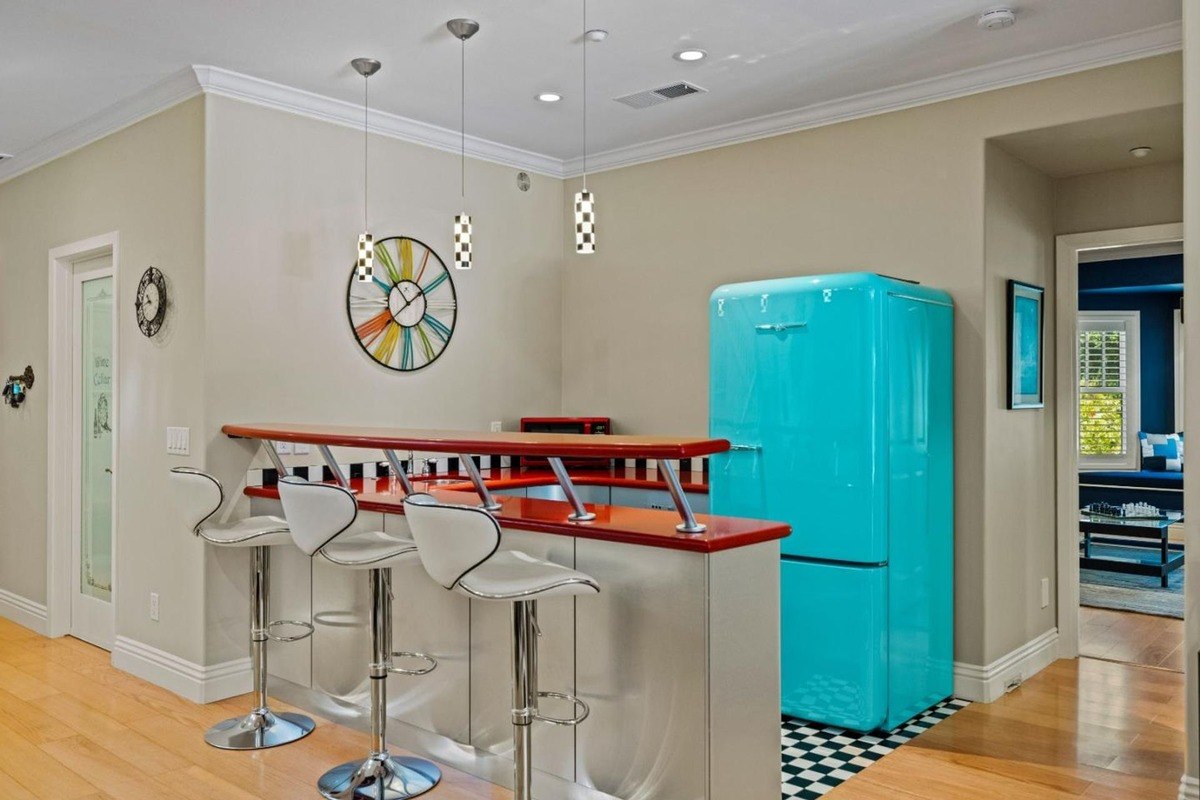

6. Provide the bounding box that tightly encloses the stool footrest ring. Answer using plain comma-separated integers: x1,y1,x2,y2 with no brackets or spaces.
266,619,314,643
534,691,590,726
388,651,437,676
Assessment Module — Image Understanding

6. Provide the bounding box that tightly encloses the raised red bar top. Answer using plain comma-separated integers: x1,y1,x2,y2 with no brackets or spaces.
223,422,728,460
244,477,786,553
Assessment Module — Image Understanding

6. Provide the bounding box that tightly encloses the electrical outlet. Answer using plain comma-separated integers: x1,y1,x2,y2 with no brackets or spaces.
294,443,311,455
274,441,293,455
1040,577,1050,609
490,421,503,432
166,427,190,456
150,592,160,622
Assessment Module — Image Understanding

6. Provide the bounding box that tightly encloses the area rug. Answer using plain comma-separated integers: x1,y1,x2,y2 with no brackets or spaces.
781,698,969,798
1080,543,1184,619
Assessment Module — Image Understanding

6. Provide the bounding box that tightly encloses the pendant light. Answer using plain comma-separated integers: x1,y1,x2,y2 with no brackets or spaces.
575,0,597,255
448,19,480,270
351,58,381,282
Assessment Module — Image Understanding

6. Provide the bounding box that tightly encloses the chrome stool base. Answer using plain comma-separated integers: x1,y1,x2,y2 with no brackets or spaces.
204,708,316,751
317,753,442,800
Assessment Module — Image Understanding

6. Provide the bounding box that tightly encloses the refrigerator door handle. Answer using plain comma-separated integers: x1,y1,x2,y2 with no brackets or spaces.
728,444,762,452
755,322,807,332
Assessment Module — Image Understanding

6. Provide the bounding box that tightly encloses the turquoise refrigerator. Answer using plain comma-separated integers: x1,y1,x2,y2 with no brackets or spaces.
709,273,954,732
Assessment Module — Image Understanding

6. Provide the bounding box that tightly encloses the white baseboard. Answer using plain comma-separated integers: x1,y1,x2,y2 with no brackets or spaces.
953,628,1060,703
112,636,250,704
0,588,49,636
1179,775,1199,800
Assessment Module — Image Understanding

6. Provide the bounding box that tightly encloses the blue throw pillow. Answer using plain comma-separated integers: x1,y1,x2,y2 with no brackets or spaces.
1139,432,1183,471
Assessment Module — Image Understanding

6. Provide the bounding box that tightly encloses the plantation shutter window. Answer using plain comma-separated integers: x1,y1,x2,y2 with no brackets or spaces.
1077,311,1140,470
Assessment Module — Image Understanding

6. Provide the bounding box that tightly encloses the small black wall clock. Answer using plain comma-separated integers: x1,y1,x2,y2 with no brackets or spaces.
346,236,458,371
135,266,167,337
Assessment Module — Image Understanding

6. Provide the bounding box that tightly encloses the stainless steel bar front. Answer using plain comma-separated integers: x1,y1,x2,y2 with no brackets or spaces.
658,460,706,533
546,457,597,522
318,445,350,489
263,440,290,477
383,449,416,495
459,454,502,511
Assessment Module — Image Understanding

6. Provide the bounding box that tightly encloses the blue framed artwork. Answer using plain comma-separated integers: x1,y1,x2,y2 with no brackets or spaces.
1007,280,1044,409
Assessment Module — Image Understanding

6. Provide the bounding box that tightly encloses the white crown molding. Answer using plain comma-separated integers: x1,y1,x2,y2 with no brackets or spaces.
0,20,1182,186
0,68,202,185
0,588,49,636
1179,775,1199,800
112,635,251,704
563,21,1183,177
953,628,1059,703
192,65,564,178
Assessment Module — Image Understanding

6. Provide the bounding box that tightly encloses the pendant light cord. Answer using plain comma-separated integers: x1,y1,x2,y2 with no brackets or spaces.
461,36,466,204
582,0,588,191
363,74,369,231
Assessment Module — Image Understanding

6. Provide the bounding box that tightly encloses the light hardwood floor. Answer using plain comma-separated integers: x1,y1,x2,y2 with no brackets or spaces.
0,617,1185,800
1079,606,1184,672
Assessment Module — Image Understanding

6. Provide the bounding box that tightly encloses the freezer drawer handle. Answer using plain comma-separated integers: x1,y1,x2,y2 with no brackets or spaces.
755,322,807,332
729,444,761,452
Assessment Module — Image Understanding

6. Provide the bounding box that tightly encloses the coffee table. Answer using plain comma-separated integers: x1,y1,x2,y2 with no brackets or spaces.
1079,511,1184,589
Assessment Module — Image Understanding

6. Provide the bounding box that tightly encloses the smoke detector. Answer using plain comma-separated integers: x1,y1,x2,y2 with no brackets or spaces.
615,81,707,110
978,8,1016,30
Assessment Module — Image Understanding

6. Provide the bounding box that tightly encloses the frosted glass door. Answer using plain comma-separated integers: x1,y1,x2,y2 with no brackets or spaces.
73,269,114,649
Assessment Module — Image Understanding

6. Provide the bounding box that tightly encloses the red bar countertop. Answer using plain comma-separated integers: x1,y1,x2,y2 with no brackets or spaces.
222,422,728,460
244,474,787,554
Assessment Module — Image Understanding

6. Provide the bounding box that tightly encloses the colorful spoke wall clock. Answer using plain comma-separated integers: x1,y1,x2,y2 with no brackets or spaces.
346,236,458,371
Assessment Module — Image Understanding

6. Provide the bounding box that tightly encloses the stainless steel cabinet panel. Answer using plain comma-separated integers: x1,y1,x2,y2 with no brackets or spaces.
575,539,708,800
526,484,611,506
609,486,709,514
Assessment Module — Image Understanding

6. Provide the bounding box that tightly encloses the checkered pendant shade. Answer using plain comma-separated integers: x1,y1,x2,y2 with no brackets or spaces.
575,190,595,254
356,232,374,281
454,213,472,270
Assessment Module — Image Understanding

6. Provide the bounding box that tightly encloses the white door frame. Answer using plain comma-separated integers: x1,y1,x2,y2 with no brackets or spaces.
1054,222,1183,658
47,232,120,642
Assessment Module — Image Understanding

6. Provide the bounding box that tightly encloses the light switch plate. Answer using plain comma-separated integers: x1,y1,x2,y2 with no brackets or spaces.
274,441,293,455
166,427,190,456
294,443,311,455
490,421,503,432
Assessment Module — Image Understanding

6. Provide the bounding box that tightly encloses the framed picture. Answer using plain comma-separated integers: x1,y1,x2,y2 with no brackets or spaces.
1007,279,1045,409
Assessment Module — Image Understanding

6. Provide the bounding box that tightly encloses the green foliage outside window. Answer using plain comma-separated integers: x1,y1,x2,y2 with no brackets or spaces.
1078,329,1126,457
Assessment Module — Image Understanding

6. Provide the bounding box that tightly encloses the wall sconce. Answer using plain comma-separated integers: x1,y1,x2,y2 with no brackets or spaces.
3,366,34,409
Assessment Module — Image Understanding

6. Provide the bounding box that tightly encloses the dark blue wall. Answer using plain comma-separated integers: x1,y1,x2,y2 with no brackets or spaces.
1079,255,1182,434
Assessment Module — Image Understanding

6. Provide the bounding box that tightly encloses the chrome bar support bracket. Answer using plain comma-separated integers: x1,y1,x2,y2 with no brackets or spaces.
318,445,350,489
382,449,416,495
546,457,596,522
262,440,290,477
459,454,502,511
658,459,706,533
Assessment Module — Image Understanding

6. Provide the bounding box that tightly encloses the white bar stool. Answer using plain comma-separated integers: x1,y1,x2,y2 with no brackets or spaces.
277,477,441,800
402,494,599,800
168,467,316,750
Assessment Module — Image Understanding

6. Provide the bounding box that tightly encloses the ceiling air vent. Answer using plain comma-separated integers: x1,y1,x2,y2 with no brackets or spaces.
615,81,706,109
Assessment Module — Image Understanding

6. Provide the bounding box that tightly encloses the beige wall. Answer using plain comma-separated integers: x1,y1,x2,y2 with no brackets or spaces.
982,143,1056,664
1182,0,1199,784
0,98,209,662
1055,160,1184,235
199,96,566,662
561,54,1182,666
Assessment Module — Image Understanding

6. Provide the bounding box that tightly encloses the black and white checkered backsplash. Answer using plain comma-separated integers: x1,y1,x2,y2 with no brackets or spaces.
781,699,968,798
246,455,709,488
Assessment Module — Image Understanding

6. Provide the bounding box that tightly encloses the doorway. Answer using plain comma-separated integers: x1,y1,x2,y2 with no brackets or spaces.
1055,224,1184,670
47,233,119,650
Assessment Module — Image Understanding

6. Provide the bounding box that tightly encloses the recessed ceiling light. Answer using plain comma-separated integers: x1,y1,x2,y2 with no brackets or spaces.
1130,146,1153,158
977,8,1016,30
537,92,562,103
585,29,608,42
674,49,707,62
0,154,11,162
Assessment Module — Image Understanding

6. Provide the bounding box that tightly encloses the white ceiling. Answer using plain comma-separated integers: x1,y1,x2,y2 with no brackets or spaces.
0,0,1183,170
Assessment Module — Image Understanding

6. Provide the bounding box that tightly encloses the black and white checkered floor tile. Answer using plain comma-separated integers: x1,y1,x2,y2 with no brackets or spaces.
781,699,970,798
